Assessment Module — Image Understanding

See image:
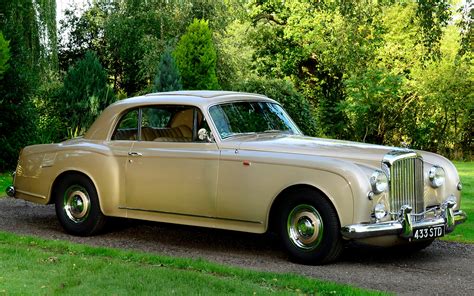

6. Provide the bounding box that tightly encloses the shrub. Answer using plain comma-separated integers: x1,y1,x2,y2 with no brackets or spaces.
153,49,182,92
174,19,220,90
61,51,115,137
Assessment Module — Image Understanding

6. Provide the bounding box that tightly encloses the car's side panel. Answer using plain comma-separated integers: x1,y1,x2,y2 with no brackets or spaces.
215,149,373,230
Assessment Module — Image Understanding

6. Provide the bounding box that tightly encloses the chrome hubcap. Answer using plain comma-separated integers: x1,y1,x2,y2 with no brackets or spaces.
287,204,323,250
64,186,91,223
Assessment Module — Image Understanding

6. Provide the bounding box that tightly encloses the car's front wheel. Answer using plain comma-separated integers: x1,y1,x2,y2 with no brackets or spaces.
54,174,107,236
278,188,343,264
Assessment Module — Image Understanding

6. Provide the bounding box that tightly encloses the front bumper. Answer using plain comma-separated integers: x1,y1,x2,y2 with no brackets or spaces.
341,201,467,240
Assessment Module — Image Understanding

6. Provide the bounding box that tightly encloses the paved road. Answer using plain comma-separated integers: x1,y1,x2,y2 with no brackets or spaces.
0,197,472,295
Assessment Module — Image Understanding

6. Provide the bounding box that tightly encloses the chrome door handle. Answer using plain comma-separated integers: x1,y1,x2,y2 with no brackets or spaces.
128,152,142,157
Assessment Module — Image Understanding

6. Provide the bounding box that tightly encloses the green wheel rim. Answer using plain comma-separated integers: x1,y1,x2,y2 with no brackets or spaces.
63,185,91,223
287,204,324,250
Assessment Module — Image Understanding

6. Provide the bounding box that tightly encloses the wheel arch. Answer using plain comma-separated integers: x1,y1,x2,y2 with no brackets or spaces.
50,170,99,205
267,184,341,234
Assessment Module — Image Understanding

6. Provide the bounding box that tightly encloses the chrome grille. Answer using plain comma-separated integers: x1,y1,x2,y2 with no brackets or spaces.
385,153,424,219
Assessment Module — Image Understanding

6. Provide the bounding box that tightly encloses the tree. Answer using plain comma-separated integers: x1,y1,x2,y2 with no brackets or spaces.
0,32,10,78
61,51,115,137
174,19,220,90
0,0,49,170
153,49,182,92
343,69,404,144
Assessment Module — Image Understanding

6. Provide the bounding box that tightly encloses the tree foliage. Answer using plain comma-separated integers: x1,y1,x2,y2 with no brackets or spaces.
61,51,115,137
246,0,472,158
153,49,182,92
0,0,57,170
232,77,319,137
174,19,220,90
0,32,10,77
58,0,238,95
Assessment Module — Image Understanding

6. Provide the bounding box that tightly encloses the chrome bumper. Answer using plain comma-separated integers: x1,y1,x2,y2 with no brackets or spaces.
341,201,467,240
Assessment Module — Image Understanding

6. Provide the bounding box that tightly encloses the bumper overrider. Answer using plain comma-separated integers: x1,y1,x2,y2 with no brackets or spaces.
6,185,15,197
341,200,467,240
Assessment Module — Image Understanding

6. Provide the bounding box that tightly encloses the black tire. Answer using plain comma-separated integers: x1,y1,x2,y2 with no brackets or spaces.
54,173,107,236
278,188,344,264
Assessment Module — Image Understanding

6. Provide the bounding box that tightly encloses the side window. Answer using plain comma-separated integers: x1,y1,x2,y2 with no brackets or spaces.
112,109,138,140
141,106,204,142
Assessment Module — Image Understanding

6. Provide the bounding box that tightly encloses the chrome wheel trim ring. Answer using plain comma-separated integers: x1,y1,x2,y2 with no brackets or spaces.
63,186,91,223
287,204,323,250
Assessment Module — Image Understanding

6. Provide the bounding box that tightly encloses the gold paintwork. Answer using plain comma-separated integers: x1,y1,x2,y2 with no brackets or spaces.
13,91,463,243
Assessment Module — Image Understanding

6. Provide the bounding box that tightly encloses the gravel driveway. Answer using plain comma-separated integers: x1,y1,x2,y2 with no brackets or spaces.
1,197,472,295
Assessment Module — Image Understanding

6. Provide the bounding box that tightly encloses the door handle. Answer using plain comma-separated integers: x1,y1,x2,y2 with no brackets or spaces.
128,152,143,157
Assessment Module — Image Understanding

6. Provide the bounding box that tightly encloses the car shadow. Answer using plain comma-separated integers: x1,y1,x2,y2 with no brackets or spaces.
103,217,442,265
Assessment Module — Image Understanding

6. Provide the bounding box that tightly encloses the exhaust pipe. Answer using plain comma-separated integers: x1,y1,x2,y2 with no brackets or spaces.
6,185,15,197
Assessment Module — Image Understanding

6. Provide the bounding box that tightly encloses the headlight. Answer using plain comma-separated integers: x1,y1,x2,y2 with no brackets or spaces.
370,170,389,194
374,203,387,220
429,165,445,188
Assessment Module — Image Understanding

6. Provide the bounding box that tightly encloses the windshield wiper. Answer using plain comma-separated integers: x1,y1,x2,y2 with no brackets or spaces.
262,129,282,133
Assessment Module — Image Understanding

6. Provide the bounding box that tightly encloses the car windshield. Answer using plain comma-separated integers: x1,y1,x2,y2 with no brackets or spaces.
209,101,301,139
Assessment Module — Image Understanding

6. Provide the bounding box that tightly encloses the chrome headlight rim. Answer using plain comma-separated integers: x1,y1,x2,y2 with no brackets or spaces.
370,170,389,194
429,165,445,188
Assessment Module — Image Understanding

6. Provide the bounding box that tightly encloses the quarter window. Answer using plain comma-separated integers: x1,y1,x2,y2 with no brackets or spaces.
111,109,139,141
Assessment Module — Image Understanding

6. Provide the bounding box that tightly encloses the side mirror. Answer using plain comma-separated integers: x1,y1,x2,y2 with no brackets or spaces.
198,128,214,142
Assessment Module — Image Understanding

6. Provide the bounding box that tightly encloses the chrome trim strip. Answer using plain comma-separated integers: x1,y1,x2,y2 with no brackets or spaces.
341,210,467,239
15,189,46,199
118,206,263,224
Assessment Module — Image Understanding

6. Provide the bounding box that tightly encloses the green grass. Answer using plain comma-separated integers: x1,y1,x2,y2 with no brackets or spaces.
0,173,12,197
0,231,385,295
442,161,473,243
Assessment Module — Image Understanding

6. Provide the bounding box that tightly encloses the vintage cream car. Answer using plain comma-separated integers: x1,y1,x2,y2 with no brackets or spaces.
7,91,467,264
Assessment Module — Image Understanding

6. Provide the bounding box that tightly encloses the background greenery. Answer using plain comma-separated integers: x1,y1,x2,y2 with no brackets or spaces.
0,0,472,169
442,161,474,243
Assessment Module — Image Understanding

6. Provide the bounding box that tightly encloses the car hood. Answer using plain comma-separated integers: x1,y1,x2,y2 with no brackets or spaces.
225,134,406,168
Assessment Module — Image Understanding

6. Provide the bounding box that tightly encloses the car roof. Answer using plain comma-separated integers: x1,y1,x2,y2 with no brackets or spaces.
111,91,276,108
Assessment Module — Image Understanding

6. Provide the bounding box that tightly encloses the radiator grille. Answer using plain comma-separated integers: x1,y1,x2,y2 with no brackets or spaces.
388,156,424,218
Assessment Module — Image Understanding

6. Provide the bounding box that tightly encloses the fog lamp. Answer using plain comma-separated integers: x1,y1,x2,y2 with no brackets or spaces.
374,203,387,220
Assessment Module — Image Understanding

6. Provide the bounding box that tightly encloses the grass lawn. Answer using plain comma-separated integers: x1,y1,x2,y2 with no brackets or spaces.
442,161,473,243
0,172,12,197
0,231,385,295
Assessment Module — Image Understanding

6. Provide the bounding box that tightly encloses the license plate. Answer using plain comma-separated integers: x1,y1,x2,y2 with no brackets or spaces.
413,225,445,240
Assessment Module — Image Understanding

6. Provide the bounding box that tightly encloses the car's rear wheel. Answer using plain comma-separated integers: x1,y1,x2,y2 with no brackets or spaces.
278,188,343,264
55,174,106,236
